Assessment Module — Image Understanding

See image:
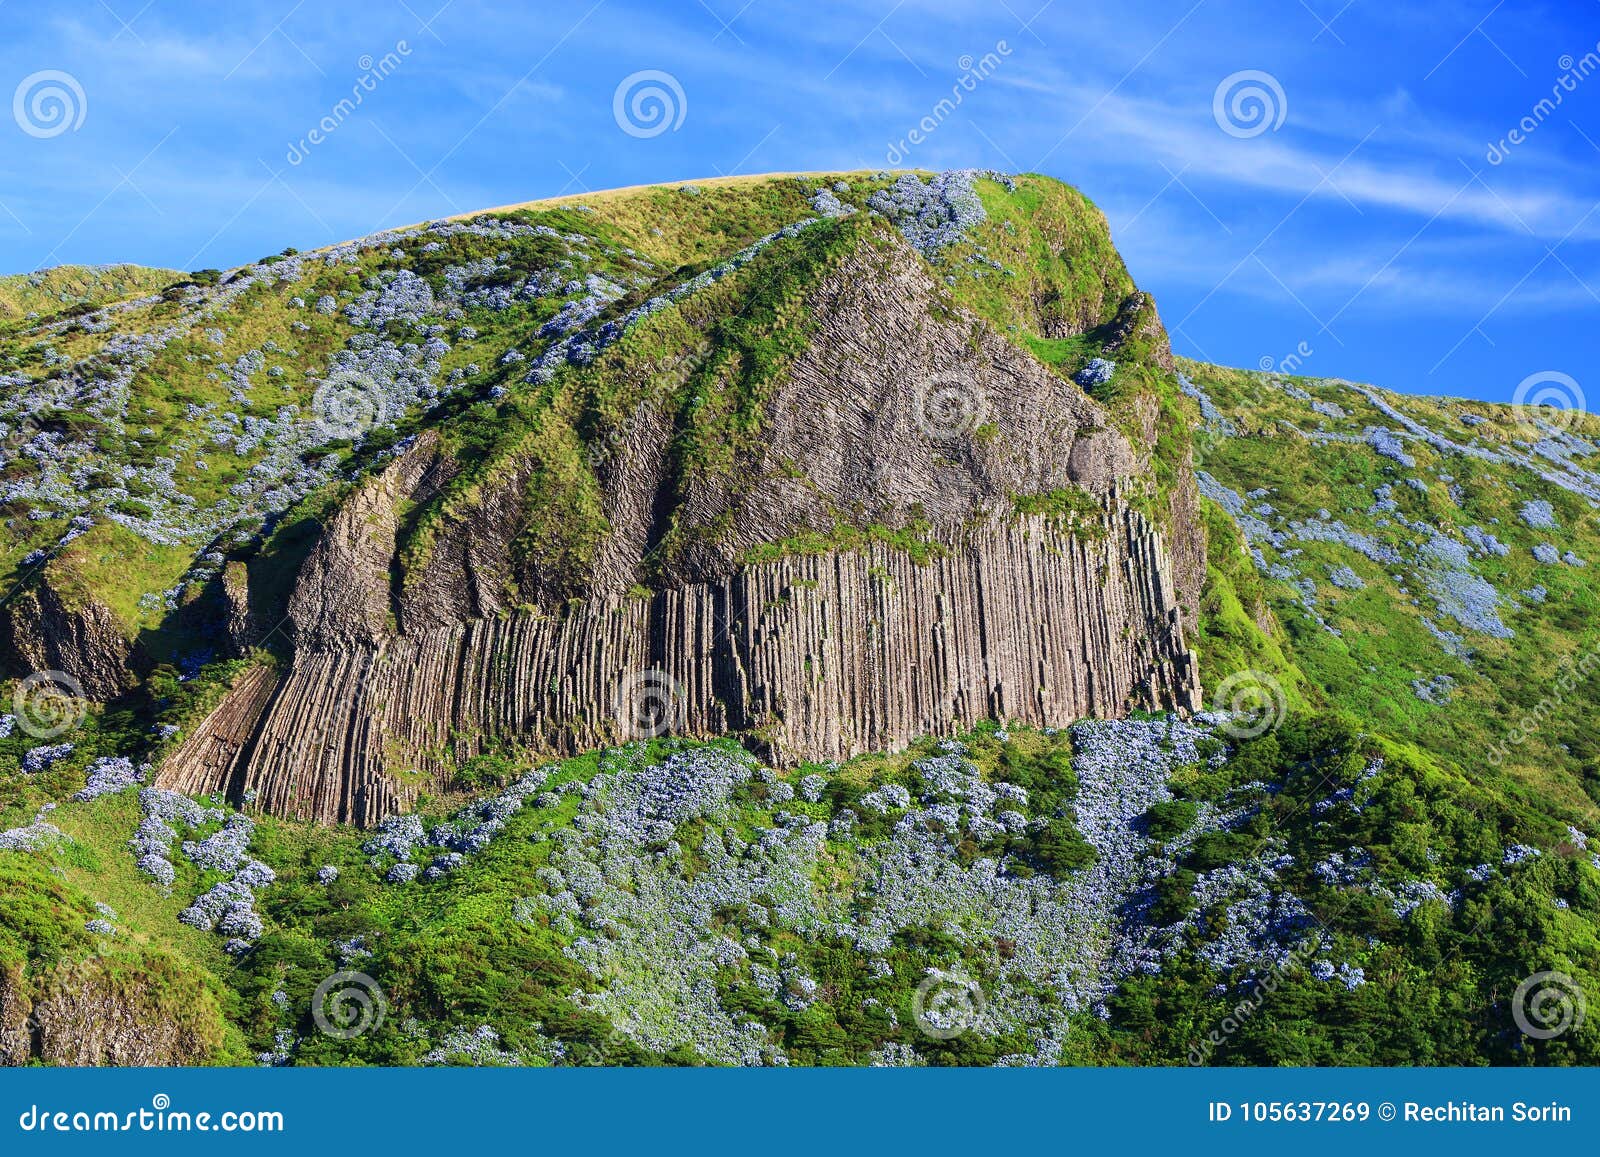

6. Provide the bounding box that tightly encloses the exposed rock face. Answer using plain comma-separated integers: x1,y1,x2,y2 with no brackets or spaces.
32,955,220,1066
220,562,256,655
651,235,1136,585
392,439,538,633
1101,290,1175,371
0,960,29,1066
387,231,1140,623
160,226,1204,826
0,953,222,1067
290,431,450,650
158,663,280,800
162,508,1199,825
1,576,136,700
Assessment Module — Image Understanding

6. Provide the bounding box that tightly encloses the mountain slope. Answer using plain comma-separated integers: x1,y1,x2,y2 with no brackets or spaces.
0,170,1597,1067
1,172,1203,824
1181,361,1600,816
0,264,183,324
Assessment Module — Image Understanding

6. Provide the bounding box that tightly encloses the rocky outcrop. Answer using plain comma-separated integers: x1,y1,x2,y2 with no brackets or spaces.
220,562,256,655
161,507,1199,825
0,952,223,1067
0,959,29,1066
1094,293,1204,626
290,431,450,650
161,224,1205,826
156,663,280,800
650,234,1136,585
1100,290,1175,371
392,229,1139,621
392,436,553,633
30,954,222,1066
0,575,137,699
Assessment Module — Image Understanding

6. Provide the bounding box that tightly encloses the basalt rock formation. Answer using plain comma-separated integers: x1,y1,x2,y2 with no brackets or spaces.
9,171,1600,1073
1,576,138,701
158,216,1204,825
162,508,1198,824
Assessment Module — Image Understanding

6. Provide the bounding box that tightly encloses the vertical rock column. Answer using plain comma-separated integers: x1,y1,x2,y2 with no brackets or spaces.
159,507,1199,825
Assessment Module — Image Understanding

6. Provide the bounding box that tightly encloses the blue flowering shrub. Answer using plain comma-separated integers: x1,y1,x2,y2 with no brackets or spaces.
43,704,1564,1068
1097,713,1599,1064
1180,356,1600,819
0,704,1593,1066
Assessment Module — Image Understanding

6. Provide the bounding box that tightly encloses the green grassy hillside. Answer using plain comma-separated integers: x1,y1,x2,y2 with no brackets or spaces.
2,170,1598,1067
1180,361,1600,818
0,264,183,325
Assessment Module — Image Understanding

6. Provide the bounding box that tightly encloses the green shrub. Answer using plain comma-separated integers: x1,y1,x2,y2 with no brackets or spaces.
1143,799,1198,841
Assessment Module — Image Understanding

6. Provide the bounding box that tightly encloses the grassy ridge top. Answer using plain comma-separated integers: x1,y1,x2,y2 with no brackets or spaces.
0,263,182,323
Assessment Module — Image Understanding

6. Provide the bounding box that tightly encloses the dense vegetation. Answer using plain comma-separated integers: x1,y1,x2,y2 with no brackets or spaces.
6,711,1594,1066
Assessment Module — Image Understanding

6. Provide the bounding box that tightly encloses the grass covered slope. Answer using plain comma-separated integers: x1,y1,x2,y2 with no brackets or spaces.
0,264,182,324
3,716,1594,1066
1179,361,1600,818
2,168,1599,1067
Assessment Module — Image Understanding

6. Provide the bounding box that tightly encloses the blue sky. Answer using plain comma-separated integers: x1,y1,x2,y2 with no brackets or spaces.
0,0,1596,403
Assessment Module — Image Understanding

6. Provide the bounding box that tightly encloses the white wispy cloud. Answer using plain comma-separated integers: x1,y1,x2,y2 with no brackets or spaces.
1033,81,1600,241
